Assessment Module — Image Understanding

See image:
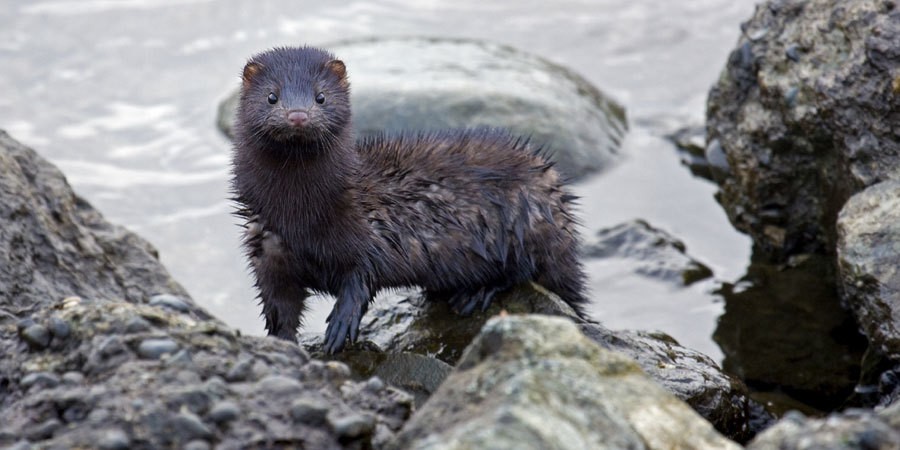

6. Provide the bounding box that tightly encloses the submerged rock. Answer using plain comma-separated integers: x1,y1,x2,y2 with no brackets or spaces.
706,0,900,258
583,219,714,286
218,37,627,181
389,315,740,450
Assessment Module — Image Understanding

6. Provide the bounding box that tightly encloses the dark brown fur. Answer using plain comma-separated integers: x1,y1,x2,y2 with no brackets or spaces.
232,46,589,353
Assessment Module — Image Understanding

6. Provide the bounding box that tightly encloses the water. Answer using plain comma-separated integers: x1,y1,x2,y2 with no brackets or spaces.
0,0,760,361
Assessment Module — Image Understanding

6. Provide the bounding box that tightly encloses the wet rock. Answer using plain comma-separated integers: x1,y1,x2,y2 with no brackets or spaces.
305,282,763,442
583,219,714,285
706,0,900,258
747,403,900,450
218,37,627,181
667,125,728,183
389,315,740,450
329,413,375,444
327,351,453,408
838,180,900,379
0,132,413,449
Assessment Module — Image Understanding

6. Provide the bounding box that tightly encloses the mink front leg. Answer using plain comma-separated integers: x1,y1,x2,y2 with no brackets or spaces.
243,217,309,341
323,270,371,354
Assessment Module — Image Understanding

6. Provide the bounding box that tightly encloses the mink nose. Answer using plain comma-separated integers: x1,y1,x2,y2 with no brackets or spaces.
287,110,309,127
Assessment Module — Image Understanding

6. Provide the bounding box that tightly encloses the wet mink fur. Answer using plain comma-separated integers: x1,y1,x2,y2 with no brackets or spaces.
232,46,589,353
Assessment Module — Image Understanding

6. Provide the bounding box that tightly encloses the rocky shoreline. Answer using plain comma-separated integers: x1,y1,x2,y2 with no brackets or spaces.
4,0,900,447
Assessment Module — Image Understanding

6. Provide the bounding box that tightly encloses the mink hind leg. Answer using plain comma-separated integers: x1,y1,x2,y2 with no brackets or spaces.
426,280,514,316
535,251,590,320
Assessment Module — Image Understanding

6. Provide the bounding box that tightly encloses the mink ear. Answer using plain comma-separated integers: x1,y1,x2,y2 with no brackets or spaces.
242,61,264,89
326,60,346,80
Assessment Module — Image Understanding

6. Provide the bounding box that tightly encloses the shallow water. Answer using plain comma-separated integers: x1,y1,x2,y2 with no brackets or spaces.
0,0,760,361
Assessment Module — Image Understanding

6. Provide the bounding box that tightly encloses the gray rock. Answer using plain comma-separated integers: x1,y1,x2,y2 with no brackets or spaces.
328,413,375,443
20,324,50,349
208,401,240,424
0,132,413,449
747,403,900,450
48,317,71,339
217,37,627,181
149,293,191,313
838,180,900,365
389,315,740,450
97,429,130,450
20,372,60,389
706,0,900,258
183,440,211,450
137,338,180,360
583,219,714,285
290,399,330,425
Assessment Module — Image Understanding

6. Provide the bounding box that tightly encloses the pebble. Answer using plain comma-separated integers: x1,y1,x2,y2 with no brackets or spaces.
61,371,85,385
20,323,51,349
328,413,375,442
21,371,60,389
257,374,303,395
25,418,61,441
98,428,130,450
124,316,152,333
16,318,35,331
364,376,385,392
48,316,71,339
225,357,254,382
290,399,329,425
208,401,241,424
165,349,194,367
137,338,180,360
171,411,213,440
6,440,33,450
183,440,211,450
149,294,191,313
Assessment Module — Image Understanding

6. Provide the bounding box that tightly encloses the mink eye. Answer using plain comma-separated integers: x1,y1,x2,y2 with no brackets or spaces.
267,92,278,104
315,92,326,104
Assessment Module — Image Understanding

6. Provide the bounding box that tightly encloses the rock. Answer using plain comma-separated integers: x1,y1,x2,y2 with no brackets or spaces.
19,323,51,349
838,180,900,380
137,338,180,360
747,403,900,450
208,401,240,424
148,294,192,313
328,413,375,444
328,351,454,408
97,429,130,450
290,399,329,425
706,0,900,258
305,282,764,442
0,130,200,315
217,37,627,181
667,125,727,183
583,219,714,285
0,132,413,449
389,315,740,450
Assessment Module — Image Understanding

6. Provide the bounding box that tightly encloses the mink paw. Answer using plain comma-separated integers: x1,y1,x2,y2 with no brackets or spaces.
323,301,365,354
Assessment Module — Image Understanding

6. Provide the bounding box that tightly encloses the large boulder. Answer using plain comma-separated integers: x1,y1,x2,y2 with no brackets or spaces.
0,131,413,449
706,0,900,258
218,37,627,181
837,180,900,395
389,315,741,450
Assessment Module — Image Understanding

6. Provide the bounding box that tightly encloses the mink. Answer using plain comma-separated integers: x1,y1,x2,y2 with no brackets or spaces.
231,46,589,353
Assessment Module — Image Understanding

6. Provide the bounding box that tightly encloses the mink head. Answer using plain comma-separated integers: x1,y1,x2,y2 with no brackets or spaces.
236,46,351,149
